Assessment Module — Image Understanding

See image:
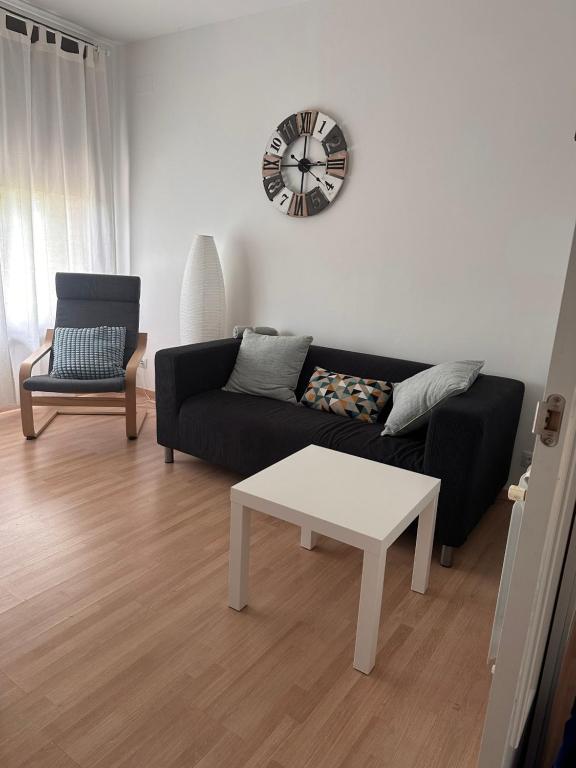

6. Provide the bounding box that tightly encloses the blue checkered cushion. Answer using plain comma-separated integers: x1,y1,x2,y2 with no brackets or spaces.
51,326,126,380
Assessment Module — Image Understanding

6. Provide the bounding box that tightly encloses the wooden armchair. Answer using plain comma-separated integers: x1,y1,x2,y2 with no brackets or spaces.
19,273,147,440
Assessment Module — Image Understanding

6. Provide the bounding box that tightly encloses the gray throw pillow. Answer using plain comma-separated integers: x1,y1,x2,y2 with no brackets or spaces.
381,360,484,436
223,329,313,403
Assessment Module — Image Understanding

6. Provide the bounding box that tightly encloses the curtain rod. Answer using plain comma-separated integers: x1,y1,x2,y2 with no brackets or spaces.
0,3,101,49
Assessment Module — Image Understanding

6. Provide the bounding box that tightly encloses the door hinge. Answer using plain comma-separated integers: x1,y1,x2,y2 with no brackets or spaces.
533,394,565,447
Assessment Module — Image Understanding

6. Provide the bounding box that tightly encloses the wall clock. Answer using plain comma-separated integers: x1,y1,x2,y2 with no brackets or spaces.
262,110,348,217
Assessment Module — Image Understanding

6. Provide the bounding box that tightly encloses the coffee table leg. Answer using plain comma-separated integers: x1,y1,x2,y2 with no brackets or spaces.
300,526,319,550
411,495,438,594
354,547,387,674
229,502,251,611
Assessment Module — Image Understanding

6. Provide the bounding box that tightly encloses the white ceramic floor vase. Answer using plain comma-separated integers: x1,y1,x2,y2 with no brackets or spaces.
179,235,226,345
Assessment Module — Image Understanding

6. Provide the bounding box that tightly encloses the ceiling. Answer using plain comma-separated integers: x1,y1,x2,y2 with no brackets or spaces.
19,0,308,42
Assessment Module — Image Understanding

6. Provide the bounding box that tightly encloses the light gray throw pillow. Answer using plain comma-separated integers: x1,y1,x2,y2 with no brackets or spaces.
381,360,484,436
223,329,313,403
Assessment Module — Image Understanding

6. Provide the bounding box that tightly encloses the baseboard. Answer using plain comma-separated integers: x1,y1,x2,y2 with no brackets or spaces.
137,387,156,401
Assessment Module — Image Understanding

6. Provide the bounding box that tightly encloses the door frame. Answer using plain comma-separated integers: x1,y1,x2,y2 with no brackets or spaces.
479,223,576,768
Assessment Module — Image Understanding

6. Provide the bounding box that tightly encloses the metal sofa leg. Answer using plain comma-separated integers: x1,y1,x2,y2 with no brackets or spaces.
440,545,454,568
164,447,174,463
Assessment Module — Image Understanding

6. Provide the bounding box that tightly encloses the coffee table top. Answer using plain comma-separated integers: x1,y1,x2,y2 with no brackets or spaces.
231,445,440,550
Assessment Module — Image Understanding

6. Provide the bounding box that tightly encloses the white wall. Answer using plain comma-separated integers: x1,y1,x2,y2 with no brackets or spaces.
127,0,576,479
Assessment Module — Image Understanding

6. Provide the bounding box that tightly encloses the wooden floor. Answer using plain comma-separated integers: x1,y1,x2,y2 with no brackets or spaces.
0,405,510,768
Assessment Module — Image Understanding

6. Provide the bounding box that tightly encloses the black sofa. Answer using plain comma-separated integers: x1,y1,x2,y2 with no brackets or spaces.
155,339,524,566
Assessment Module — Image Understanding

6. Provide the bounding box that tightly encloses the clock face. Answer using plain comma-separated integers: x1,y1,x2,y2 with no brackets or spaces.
262,110,348,217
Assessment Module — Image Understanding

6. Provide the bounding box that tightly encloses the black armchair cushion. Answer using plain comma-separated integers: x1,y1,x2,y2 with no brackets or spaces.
56,272,140,303
23,375,126,393
53,273,140,367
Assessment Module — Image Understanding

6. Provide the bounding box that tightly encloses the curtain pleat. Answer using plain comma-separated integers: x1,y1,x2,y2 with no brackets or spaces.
0,13,117,406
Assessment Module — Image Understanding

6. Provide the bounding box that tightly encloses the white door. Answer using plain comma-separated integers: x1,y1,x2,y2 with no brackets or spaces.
478,222,576,767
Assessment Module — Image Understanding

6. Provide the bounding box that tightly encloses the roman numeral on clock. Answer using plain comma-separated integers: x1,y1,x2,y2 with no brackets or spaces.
288,193,307,217
327,157,345,171
297,110,317,135
262,154,282,177
326,151,348,179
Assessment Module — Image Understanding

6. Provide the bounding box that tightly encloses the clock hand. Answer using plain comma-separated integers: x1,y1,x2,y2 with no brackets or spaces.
300,137,308,194
280,153,304,169
309,170,336,192
286,153,325,165
280,162,326,167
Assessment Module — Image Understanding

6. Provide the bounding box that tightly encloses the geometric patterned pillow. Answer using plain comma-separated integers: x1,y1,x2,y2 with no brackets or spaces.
300,366,392,424
51,326,126,379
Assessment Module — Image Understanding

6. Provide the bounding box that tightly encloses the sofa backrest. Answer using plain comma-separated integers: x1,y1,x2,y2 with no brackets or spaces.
295,344,431,400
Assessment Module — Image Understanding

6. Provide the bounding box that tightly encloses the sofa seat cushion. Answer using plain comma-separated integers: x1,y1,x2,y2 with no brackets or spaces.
23,375,126,393
178,390,425,476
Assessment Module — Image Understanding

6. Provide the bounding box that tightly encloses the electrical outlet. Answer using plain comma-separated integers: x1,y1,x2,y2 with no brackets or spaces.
138,358,147,369
520,450,533,472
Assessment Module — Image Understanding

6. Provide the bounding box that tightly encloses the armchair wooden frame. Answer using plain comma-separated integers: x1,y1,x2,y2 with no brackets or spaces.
19,330,148,440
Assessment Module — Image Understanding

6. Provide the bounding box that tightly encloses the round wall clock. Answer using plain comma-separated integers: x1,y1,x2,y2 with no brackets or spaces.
262,110,348,217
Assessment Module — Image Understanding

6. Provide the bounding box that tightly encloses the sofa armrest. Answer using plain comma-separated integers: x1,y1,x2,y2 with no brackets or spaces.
423,374,524,547
155,338,240,447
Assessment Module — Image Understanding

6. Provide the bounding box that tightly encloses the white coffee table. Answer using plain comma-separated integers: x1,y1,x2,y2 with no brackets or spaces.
228,445,440,674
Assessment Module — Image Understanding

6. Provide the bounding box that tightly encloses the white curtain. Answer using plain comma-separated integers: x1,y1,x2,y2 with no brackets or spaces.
0,12,118,406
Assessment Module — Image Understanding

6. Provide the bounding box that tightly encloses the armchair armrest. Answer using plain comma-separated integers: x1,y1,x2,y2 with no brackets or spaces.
155,338,241,447
423,374,524,547
125,333,148,389
19,330,54,385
